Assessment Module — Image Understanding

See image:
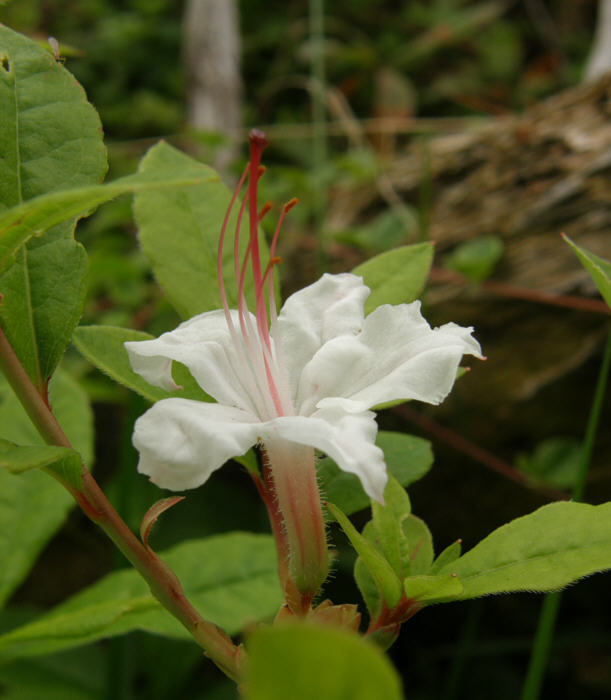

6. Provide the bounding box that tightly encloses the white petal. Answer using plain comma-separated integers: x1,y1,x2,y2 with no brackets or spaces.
125,310,255,411
263,408,388,503
298,302,483,414
276,273,370,403
132,399,260,491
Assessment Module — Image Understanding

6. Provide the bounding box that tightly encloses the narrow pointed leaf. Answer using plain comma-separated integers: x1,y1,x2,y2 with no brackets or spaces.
0,533,281,660
402,514,434,575
563,234,611,307
430,539,462,574
436,501,611,602
352,243,434,314
371,475,411,579
0,439,82,489
328,502,402,608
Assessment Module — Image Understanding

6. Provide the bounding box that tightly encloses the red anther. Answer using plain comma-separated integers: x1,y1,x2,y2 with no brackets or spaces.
258,165,267,177
283,197,299,213
271,256,282,266
249,129,268,148
259,201,273,221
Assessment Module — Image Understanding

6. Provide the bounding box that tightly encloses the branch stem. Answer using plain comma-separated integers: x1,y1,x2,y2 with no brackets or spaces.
0,327,243,682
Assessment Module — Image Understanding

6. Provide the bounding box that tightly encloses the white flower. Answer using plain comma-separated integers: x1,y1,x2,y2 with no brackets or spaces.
125,272,482,503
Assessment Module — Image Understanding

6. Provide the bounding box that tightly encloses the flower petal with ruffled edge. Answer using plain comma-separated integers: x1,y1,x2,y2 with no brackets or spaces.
296,301,483,416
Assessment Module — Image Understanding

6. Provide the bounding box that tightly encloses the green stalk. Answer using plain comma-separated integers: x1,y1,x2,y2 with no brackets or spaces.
521,330,611,699
0,327,244,682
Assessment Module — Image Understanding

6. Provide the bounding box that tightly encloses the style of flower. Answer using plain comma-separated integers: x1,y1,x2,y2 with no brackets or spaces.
125,130,482,596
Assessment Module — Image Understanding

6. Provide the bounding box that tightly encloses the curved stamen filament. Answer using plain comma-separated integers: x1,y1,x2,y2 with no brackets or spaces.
217,129,298,420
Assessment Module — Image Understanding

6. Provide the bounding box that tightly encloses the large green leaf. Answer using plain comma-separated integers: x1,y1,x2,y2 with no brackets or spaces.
0,240,89,390
246,624,404,700
0,24,106,388
0,24,107,213
0,148,220,276
351,243,434,314
436,501,611,601
0,369,93,607
72,325,209,403
134,143,271,319
0,533,281,660
319,431,432,517
563,234,611,308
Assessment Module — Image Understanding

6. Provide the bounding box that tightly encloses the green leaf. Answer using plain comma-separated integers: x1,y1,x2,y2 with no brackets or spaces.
327,502,403,609
0,368,93,607
435,501,611,602
0,24,108,386
1,240,88,389
0,146,220,276
0,533,281,660
402,514,434,575
72,325,209,403
370,475,412,579
0,440,82,489
351,243,434,314
319,431,432,517
430,539,462,574
403,573,463,604
135,143,273,319
354,557,382,619
443,236,504,283
563,234,611,307
0,24,107,214
246,624,404,700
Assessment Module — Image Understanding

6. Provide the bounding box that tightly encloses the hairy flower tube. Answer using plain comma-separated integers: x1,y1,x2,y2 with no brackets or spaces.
125,130,482,602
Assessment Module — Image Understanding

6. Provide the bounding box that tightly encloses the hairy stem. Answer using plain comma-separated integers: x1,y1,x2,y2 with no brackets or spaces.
0,327,243,682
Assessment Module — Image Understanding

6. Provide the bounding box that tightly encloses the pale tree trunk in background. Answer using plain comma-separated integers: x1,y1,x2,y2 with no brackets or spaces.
584,0,611,80
184,0,241,168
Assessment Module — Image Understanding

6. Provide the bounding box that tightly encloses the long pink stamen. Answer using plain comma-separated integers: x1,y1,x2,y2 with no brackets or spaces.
217,163,248,327
247,130,268,293
217,129,298,420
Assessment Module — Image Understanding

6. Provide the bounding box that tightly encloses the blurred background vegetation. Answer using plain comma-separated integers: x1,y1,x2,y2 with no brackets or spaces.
0,1,609,699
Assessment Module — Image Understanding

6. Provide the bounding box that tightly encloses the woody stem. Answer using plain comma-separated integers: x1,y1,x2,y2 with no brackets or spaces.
0,327,244,682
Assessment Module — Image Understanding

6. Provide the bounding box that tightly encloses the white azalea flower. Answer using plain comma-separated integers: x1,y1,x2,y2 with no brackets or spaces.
126,270,481,503
125,130,481,597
